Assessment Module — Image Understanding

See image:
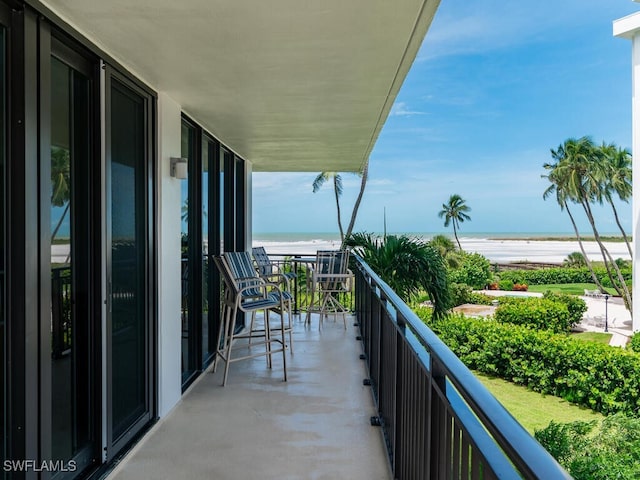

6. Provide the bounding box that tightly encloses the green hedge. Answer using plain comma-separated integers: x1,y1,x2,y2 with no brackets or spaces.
448,252,493,289
414,311,640,416
494,297,573,333
542,291,588,327
498,267,631,286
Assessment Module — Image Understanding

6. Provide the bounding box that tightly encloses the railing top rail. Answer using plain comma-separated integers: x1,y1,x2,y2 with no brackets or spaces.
353,254,570,480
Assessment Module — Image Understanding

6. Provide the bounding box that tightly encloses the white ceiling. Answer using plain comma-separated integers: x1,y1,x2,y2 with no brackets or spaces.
42,0,439,172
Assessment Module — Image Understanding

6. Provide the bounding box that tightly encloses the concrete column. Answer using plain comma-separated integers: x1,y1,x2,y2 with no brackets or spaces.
156,92,183,416
633,34,640,332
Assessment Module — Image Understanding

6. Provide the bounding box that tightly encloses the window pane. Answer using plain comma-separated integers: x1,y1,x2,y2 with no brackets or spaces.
110,81,147,440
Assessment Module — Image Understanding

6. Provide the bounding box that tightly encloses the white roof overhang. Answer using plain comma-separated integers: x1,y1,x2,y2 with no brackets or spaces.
40,0,439,172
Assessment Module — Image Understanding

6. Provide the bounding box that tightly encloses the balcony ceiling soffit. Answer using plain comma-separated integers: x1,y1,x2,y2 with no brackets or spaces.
41,0,438,172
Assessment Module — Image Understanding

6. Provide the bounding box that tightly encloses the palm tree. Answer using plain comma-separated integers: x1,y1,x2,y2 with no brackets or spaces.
438,194,471,250
343,161,368,248
563,252,587,268
51,146,71,242
312,172,345,241
312,162,369,248
344,232,450,318
599,142,632,258
543,137,632,312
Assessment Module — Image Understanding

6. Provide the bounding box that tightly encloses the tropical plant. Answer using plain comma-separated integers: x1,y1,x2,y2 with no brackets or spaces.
599,142,632,258
312,162,369,248
437,194,471,249
542,136,632,313
563,251,586,268
313,172,345,240
448,251,493,289
535,415,640,479
344,232,450,317
428,234,463,268
51,146,71,241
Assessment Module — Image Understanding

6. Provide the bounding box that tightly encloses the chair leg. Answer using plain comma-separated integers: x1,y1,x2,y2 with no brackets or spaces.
213,301,232,374
222,305,239,387
285,300,294,354
264,310,272,369
248,311,257,346
305,283,316,325
318,292,331,329
278,303,288,382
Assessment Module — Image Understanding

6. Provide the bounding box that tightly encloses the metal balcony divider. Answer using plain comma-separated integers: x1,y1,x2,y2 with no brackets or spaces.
352,255,570,480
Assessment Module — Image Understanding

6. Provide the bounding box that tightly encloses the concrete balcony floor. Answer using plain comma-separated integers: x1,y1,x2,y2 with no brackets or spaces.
106,314,392,480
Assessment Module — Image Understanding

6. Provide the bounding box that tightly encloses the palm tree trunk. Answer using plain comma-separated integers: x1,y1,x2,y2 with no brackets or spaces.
565,202,606,291
608,199,633,259
342,161,368,249
581,197,632,313
333,176,345,243
453,222,461,250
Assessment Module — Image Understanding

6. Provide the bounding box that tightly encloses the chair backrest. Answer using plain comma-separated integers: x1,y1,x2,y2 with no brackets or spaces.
213,255,237,300
223,251,263,297
315,250,350,290
251,246,273,276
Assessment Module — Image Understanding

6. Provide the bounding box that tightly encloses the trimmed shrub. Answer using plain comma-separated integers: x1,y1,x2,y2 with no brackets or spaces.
498,279,514,291
498,266,632,286
419,314,640,416
629,332,640,353
449,252,493,289
467,291,495,305
449,283,473,307
535,415,640,480
542,291,587,328
494,297,574,333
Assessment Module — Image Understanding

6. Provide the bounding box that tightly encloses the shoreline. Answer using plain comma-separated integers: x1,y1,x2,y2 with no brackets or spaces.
487,235,629,243
252,234,632,264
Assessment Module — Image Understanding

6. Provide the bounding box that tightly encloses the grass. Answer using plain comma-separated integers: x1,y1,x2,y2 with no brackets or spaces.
527,283,618,296
474,371,603,435
572,332,612,345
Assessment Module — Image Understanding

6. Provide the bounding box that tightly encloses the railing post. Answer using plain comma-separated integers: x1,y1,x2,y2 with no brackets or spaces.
430,356,447,479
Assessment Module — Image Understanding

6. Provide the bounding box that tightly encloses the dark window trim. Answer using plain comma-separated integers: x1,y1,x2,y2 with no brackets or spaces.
104,65,157,462
202,133,220,368
180,115,200,390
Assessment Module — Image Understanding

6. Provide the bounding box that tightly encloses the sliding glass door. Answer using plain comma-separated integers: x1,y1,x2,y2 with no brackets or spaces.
106,73,154,458
49,48,98,477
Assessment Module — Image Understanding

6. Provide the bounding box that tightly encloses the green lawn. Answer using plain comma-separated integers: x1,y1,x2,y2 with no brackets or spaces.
572,332,612,345
474,371,603,435
527,283,618,296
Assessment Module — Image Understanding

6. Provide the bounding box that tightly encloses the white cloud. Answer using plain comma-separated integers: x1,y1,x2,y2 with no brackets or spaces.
390,101,427,116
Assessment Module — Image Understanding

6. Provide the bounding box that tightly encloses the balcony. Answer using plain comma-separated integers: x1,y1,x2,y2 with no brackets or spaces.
105,255,568,480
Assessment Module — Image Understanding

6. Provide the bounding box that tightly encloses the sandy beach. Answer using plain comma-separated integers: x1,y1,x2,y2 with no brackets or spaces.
254,236,631,264
50,235,631,265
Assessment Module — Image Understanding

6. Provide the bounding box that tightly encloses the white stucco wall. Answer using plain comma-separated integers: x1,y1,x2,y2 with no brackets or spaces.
615,13,640,332
157,92,183,416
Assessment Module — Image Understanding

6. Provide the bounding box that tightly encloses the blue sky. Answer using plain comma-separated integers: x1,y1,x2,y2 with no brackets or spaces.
253,0,639,235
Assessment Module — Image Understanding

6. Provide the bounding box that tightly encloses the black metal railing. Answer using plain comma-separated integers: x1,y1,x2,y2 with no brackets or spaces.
353,255,570,480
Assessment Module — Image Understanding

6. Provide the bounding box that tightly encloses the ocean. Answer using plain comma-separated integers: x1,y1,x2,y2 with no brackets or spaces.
252,232,631,264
